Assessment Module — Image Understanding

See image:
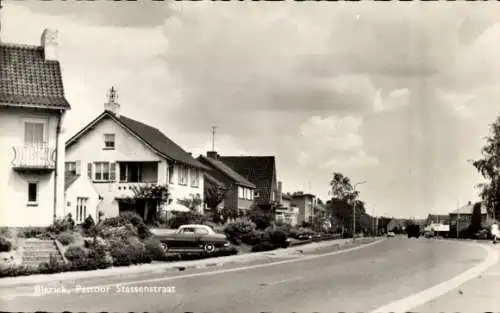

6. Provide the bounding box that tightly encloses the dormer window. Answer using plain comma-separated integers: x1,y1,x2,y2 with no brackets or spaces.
104,134,115,149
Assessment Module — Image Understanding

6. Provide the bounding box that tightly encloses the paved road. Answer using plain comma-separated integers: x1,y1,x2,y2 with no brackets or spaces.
0,238,489,312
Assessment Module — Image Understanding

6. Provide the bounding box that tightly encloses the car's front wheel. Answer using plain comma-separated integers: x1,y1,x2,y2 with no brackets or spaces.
204,243,216,253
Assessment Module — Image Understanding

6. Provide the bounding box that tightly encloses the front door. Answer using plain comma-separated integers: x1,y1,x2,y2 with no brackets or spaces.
76,197,88,223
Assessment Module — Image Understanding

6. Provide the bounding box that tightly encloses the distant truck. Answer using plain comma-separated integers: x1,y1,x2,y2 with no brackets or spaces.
406,224,420,238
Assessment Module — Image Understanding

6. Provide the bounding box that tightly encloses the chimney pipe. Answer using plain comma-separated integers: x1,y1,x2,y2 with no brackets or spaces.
41,29,59,61
207,151,218,160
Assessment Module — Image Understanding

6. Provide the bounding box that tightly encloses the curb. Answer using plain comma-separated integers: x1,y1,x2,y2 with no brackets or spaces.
0,237,375,287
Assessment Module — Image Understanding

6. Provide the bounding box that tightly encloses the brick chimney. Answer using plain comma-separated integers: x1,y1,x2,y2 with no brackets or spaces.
207,151,219,160
104,86,121,117
41,29,58,61
277,181,283,203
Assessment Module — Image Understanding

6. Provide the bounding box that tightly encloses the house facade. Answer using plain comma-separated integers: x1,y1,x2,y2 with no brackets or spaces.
64,173,101,224
275,182,299,226
219,155,278,211
197,152,256,216
291,192,317,225
449,201,492,231
64,88,208,222
0,29,71,227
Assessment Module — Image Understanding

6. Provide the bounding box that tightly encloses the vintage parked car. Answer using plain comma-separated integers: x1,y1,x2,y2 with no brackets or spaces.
387,231,395,237
153,224,231,255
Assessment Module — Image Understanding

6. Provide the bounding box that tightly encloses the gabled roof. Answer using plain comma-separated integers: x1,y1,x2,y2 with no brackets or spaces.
198,155,256,188
0,43,70,110
450,202,487,215
203,172,224,187
219,156,276,205
65,173,80,190
66,111,208,170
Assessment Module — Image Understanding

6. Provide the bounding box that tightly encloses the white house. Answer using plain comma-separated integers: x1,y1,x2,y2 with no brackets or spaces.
64,87,208,223
64,173,101,224
0,29,71,227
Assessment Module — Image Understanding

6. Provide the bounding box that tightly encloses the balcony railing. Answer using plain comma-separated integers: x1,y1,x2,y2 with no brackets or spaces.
11,145,56,171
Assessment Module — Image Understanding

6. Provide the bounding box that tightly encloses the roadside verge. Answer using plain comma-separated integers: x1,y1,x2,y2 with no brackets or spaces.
0,237,381,287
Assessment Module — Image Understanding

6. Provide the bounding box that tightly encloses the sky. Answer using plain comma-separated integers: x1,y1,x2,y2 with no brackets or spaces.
2,1,500,218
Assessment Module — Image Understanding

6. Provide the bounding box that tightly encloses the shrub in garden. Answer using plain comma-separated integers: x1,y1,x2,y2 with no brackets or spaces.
240,230,264,246
87,238,113,269
144,238,166,261
108,237,152,267
0,237,12,252
99,224,138,240
65,246,89,269
56,231,75,246
265,227,288,248
289,227,315,240
20,227,51,239
248,207,274,230
223,218,256,244
37,254,70,274
251,241,276,252
82,215,96,236
48,214,75,234
102,212,151,239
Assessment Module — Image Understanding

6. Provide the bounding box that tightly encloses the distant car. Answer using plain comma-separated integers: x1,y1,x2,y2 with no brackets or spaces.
387,232,395,237
153,224,231,254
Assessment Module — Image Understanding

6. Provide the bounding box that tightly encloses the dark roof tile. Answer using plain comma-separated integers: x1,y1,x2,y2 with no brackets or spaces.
0,43,70,110
219,156,276,205
198,155,256,188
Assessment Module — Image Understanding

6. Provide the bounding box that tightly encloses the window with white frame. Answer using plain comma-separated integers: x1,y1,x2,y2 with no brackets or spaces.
65,162,77,176
104,134,115,149
190,168,199,187
168,163,174,184
24,122,45,145
238,186,244,199
178,165,188,185
28,182,38,204
93,162,116,182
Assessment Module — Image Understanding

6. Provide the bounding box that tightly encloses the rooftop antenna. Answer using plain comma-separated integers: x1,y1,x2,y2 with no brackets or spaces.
211,125,216,151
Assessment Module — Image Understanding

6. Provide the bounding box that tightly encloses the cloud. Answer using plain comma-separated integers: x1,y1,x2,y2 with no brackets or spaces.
373,88,411,113
295,116,378,170
20,1,176,28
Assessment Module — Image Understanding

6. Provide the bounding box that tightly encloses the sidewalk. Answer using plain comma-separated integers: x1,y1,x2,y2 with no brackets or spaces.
413,242,500,312
0,237,369,287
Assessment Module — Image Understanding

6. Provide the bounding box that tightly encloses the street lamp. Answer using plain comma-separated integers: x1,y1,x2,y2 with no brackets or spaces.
352,181,367,237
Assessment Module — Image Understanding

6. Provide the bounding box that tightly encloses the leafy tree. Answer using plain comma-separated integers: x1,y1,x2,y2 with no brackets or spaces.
178,194,203,212
469,202,483,233
204,182,229,211
473,116,500,219
127,184,170,223
329,172,359,202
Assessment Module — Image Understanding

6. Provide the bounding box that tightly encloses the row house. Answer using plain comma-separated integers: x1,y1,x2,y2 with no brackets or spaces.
64,88,208,223
197,151,256,216
291,192,317,225
218,155,279,211
449,201,493,231
275,182,299,226
0,29,71,227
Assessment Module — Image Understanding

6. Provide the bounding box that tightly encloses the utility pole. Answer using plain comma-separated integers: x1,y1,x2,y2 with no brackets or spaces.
211,126,216,151
352,181,367,237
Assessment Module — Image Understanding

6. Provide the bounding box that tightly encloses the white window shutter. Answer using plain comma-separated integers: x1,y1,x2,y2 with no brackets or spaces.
87,163,93,179
75,161,81,175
